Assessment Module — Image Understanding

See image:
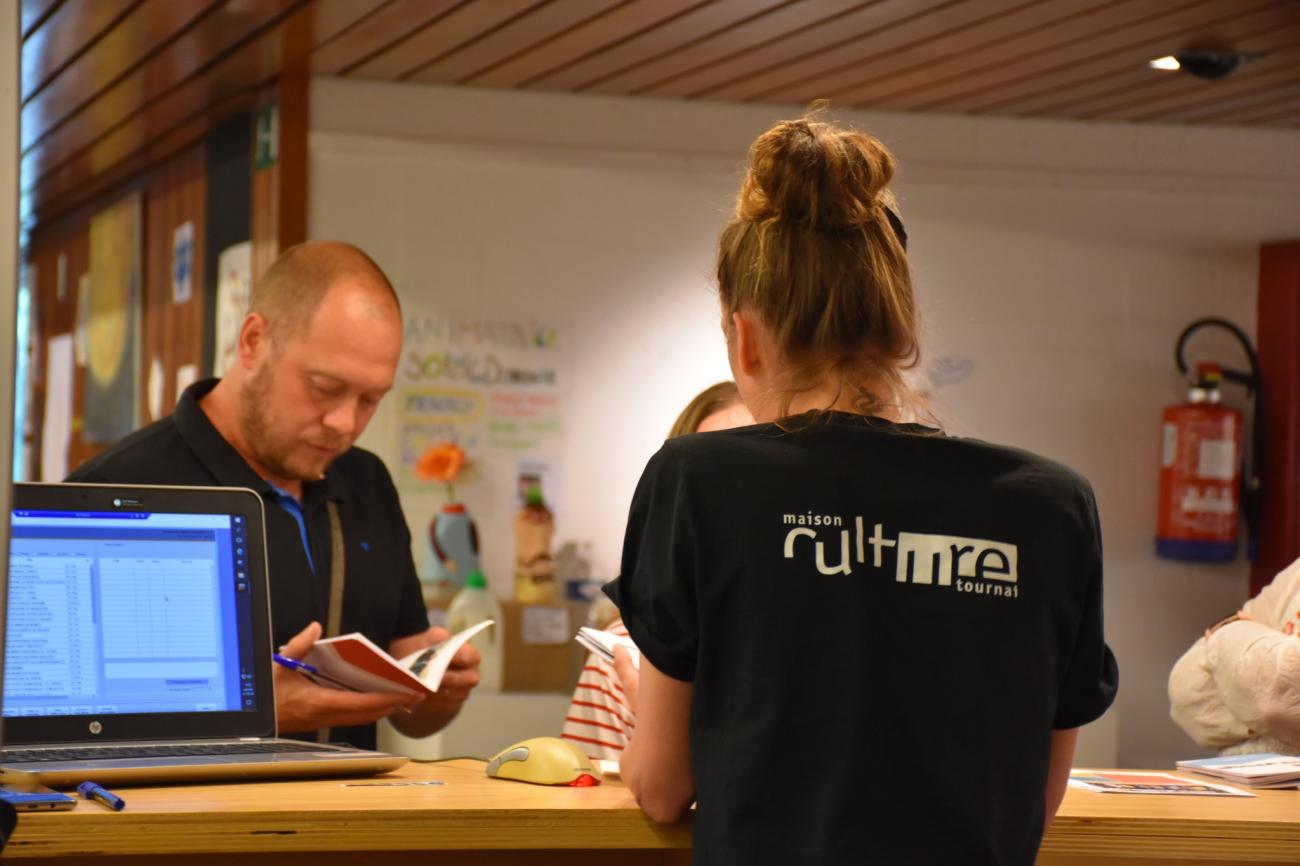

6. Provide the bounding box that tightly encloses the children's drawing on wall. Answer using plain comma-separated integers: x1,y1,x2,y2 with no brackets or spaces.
398,316,568,608
395,317,567,487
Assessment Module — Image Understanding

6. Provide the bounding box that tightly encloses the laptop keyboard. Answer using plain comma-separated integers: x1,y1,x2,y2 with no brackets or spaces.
0,742,331,763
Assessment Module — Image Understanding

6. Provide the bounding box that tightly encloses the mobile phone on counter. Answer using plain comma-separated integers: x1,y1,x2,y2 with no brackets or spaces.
0,783,77,811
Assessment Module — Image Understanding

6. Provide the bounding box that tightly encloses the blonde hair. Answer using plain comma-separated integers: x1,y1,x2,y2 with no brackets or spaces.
716,111,919,414
668,382,741,439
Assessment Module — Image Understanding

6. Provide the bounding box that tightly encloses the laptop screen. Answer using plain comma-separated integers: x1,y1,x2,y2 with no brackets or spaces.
3,484,274,744
4,509,257,718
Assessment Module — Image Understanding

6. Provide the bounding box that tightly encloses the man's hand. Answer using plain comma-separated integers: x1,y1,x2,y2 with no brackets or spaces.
613,646,640,713
388,626,482,738
274,621,423,735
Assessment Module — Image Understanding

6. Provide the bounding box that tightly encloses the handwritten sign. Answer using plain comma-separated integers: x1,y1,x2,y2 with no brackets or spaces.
395,317,567,487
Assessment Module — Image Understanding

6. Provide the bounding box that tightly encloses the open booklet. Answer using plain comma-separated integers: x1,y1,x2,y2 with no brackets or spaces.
1176,753,1300,788
575,626,640,670
302,620,494,696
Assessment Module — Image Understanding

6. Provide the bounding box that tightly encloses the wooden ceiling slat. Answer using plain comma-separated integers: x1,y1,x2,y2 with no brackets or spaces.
822,0,1170,109
25,0,386,218
760,0,1108,106
1245,101,1300,126
641,0,952,102
37,89,253,227
21,0,1300,226
21,0,141,102
592,0,869,96
408,0,628,85
345,0,546,80
969,18,1300,120
469,0,704,88
862,0,1238,111
1155,76,1300,123
21,0,301,192
978,3,1298,117
1060,37,1300,120
21,0,224,154
31,39,304,207
706,0,1037,102
890,0,1289,113
303,0,394,40
20,0,64,40
1061,53,1300,122
310,0,464,76
1034,43,1300,120
528,0,791,91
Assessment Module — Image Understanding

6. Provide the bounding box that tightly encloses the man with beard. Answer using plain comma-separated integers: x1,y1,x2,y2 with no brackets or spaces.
68,241,480,748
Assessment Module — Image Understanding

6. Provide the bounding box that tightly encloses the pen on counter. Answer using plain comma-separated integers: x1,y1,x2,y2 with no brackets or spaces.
77,781,125,811
272,653,414,713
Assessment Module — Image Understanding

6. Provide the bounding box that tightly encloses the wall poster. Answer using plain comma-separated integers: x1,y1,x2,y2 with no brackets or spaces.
83,193,142,444
395,317,567,490
212,241,253,377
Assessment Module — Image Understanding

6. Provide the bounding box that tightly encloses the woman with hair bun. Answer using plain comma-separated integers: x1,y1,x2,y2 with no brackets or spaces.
606,114,1118,865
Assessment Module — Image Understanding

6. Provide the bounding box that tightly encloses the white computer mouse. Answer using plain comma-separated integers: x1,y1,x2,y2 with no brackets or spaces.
485,736,602,787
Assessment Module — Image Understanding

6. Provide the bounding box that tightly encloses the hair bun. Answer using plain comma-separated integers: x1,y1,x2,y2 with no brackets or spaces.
737,115,896,232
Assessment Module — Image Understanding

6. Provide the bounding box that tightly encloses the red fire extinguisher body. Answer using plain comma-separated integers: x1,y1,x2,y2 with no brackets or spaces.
1157,398,1242,562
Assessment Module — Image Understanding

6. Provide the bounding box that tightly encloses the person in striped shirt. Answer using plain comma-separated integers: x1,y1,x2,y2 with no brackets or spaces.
561,383,753,762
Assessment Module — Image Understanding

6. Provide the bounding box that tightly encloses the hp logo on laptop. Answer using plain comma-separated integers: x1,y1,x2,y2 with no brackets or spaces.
89,721,102,735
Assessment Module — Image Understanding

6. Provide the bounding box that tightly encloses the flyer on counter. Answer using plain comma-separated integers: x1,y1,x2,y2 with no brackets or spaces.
1068,771,1253,797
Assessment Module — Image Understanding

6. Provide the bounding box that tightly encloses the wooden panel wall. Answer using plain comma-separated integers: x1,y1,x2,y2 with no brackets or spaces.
25,143,207,480
22,75,307,481
26,206,90,475
251,76,307,284
142,145,207,423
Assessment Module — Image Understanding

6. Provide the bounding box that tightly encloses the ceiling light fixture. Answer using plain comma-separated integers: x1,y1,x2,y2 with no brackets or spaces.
1148,50,1260,80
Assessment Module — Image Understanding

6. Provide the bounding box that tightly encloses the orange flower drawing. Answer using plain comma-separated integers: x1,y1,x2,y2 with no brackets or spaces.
415,442,467,485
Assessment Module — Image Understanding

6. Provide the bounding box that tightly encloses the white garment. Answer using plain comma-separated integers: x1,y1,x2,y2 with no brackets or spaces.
561,618,635,762
1169,556,1300,754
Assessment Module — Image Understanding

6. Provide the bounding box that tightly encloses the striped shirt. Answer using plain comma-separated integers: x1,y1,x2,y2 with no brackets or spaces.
561,618,635,762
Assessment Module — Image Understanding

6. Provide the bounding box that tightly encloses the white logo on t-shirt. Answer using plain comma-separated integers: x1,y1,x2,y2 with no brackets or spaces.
782,514,1019,599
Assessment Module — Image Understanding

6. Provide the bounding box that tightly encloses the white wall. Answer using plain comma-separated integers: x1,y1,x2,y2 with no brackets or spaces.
309,78,1300,770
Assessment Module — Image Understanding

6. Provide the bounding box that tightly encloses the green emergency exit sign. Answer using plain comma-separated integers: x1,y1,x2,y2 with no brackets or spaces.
255,104,278,170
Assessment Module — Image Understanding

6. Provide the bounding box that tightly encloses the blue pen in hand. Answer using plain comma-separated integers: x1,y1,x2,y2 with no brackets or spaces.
77,781,125,811
272,653,358,690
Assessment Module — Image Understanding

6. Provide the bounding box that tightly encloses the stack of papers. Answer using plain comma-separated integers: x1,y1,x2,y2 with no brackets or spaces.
1068,771,1252,797
574,627,640,669
1175,753,1300,788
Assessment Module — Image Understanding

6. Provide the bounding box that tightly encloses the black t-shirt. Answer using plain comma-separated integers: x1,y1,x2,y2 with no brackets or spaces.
67,379,430,750
608,412,1118,866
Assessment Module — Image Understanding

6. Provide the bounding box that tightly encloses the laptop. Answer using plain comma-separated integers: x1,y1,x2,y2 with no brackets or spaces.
0,483,407,786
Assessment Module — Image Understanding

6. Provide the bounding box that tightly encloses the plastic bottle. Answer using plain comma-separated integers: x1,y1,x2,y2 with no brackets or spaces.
446,570,502,693
420,503,480,612
513,484,556,604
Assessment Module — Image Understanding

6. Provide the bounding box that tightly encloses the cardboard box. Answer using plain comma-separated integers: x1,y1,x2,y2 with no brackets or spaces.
498,600,589,693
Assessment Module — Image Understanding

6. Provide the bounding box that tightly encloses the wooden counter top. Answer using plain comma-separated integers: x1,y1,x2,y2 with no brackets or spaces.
1041,769,1300,865
7,763,1300,865
5,759,689,863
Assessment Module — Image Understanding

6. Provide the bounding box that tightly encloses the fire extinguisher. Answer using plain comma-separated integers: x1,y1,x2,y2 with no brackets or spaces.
1156,318,1260,563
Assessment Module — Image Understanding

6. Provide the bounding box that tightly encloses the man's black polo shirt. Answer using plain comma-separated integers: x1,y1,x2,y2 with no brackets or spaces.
67,378,429,749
